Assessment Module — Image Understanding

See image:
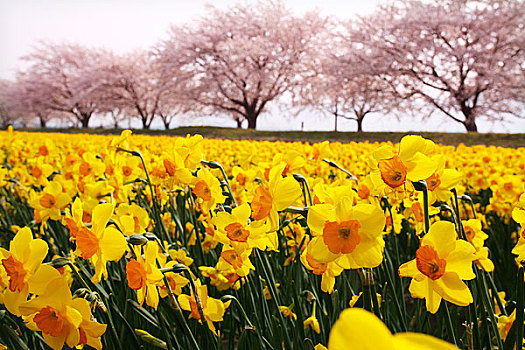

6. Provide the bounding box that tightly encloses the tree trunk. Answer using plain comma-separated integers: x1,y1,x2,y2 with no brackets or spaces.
356,116,364,132
142,116,151,130
163,120,171,130
334,114,338,132
460,105,478,132
39,117,47,128
247,114,257,129
236,119,243,128
463,118,478,132
80,115,90,128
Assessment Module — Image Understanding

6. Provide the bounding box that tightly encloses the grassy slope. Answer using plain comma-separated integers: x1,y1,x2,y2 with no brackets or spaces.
19,126,525,147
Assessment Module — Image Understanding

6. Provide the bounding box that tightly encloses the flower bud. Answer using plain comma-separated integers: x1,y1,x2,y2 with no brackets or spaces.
127,234,148,246
412,180,428,191
202,160,222,169
135,329,167,349
292,173,306,182
49,257,71,269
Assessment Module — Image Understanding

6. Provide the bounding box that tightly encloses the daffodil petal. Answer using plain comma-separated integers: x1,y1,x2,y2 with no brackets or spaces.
307,237,339,264
92,203,114,234
393,332,457,349
422,221,456,258
100,227,127,262
351,204,386,239
328,308,393,350
307,204,335,236
434,272,473,307
272,176,301,210
445,240,476,280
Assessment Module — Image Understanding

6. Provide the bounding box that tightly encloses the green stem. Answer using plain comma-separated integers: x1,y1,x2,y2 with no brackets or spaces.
478,270,504,349
517,264,524,350
254,249,292,348
486,271,507,316
422,186,430,234
322,159,358,183
442,301,458,346
158,261,201,350
220,295,255,329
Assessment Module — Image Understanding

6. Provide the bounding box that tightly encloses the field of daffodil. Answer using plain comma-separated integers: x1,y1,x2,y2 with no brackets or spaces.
0,129,523,350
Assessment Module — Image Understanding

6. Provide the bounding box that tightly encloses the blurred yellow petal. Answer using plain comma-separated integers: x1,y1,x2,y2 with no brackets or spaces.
393,333,457,349
26,239,48,271
328,308,393,350
373,145,395,161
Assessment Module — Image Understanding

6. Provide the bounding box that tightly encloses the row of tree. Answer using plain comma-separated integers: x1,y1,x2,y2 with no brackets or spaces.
0,0,523,132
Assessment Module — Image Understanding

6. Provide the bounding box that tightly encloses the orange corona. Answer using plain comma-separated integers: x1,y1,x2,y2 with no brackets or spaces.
415,245,446,280
378,155,408,188
323,220,361,254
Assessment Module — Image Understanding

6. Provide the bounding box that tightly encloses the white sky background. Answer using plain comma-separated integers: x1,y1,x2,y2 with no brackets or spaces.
1,0,523,133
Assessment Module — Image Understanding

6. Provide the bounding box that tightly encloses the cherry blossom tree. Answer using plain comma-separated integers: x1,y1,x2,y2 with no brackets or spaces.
9,73,55,127
99,50,192,129
0,80,19,128
297,26,397,132
356,0,525,132
156,91,194,130
19,43,111,128
158,0,327,129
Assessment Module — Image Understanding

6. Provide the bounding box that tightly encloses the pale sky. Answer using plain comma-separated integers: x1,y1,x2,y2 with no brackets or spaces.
1,0,523,133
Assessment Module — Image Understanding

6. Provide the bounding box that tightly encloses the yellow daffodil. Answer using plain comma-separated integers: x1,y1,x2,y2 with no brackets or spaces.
192,167,225,214
512,194,525,262
370,135,437,193
213,203,272,252
399,221,477,313
216,246,255,277
279,305,297,321
62,197,85,240
307,197,386,268
349,292,382,308
115,203,150,236
160,148,195,188
251,164,302,231
29,181,72,224
426,156,462,204
178,283,231,335
126,242,164,309
75,203,127,283
462,219,494,272
19,276,106,350
300,250,343,294
174,134,204,171
0,227,58,315
304,303,321,334
199,265,240,291
27,157,53,187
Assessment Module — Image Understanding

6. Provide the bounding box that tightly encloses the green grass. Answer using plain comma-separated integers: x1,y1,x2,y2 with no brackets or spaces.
18,126,525,147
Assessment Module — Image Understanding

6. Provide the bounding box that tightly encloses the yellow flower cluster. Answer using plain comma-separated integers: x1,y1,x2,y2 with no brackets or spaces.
0,129,522,349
